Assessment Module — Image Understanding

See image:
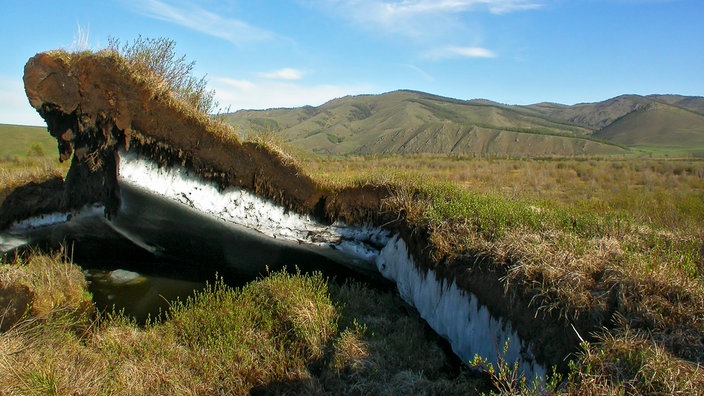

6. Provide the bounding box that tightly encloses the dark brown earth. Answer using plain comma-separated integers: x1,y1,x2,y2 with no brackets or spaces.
1,50,592,372
0,283,32,332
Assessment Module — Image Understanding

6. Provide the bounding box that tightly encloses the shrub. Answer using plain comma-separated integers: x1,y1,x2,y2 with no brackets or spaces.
107,36,217,114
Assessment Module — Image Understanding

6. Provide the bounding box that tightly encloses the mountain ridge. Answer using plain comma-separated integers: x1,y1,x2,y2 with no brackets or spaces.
224,90,704,156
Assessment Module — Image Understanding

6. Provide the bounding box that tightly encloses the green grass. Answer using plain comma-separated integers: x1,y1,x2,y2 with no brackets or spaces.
0,255,484,395
0,124,55,160
5,39,704,394
629,144,704,157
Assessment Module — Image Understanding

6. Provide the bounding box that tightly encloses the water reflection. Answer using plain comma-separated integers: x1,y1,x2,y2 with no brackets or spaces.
84,267,208,323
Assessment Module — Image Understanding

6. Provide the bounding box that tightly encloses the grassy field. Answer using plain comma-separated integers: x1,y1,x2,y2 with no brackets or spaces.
0,124,68,209
0,254,486,395
0,124,56,160
2,42,704,394
3,139,703,393
300,154,704,233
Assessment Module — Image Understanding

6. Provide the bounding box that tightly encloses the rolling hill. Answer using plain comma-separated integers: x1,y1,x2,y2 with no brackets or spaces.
4,91,703,159
594,103,704,153
0,123,55,159
225,91,704,157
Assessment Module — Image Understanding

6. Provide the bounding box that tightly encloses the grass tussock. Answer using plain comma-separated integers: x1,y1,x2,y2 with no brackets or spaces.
0,251,92,322
106,36,217,115
302,154,704,392
566,327,704,395
47,37,240,153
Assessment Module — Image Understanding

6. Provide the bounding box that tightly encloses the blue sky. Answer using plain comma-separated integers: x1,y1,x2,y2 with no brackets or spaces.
1,0,702,125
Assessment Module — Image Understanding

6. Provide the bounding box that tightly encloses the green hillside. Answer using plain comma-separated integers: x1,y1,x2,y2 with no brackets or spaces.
648,94,704,114
524,95,655,130
225,91,704,157
0,123,54,159
594,104,704,154
227,90,626,157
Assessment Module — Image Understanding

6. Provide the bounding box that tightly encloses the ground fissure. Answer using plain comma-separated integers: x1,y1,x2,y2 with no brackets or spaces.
4,49,693,384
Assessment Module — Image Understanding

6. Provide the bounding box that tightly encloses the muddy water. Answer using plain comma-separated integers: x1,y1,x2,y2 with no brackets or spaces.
83,266,207,323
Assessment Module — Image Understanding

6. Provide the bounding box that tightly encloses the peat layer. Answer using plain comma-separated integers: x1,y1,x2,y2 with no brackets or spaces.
0,51,592,371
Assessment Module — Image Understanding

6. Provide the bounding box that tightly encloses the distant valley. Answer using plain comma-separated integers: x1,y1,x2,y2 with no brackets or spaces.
225,91,704,157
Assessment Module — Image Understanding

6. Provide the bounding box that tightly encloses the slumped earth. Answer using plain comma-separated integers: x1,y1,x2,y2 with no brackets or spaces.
1,46,703,394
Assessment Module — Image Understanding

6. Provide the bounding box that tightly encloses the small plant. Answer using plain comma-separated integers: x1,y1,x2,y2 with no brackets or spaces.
470,338,563,395
107,36,217,114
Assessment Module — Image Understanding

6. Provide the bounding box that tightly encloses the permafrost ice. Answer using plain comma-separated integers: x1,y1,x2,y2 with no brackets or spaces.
119,151,546,379
1,150,546,379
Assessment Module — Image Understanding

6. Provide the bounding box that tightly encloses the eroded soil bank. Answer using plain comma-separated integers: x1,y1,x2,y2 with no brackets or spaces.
0,50,592,376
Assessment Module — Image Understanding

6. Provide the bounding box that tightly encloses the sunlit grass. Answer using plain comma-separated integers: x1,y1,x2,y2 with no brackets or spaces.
5,38,703,393
0,255,482,395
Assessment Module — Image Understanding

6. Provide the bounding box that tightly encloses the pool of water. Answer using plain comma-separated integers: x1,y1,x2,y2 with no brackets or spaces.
84,266,208,323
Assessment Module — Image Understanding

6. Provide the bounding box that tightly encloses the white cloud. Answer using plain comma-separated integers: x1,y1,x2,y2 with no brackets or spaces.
211,77,374,111
372,0,543,15
312,0,543,37
400,64,435,81
256,68,305,80
128,0,275,46
424,45,496,59
0,77,44,126
217,78,257,91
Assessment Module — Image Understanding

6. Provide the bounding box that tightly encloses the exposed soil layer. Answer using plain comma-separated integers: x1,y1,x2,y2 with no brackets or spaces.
0,283,32,332
0,177,64,229
2,51,593,372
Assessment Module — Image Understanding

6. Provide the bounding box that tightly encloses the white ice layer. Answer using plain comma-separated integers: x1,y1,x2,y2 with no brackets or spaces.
1,205,105,253
117,150,546,377
118,150,391,262
0,234,27,252
6,205,104,232
0,150,547,379
376,234,546,380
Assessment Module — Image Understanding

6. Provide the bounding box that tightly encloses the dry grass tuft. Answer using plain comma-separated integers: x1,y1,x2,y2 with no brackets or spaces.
568,327,704,395
0,251,92,320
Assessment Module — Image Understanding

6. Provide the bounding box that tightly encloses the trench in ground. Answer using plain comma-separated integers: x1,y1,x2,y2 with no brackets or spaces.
0,151,547,381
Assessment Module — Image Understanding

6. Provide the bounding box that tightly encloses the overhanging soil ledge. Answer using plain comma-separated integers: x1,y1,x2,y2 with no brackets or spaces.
1,50,594,373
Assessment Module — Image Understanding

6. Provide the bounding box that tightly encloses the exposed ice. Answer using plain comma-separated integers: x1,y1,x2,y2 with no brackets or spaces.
377,234,546,380
9,212,72,231
117,150,546,379
6,205,105,233
2,149,547,379
108,269,146,285
118,150,391,261
0,234,28,253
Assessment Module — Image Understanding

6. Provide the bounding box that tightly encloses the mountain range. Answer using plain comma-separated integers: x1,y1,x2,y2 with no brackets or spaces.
224,90,704,157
